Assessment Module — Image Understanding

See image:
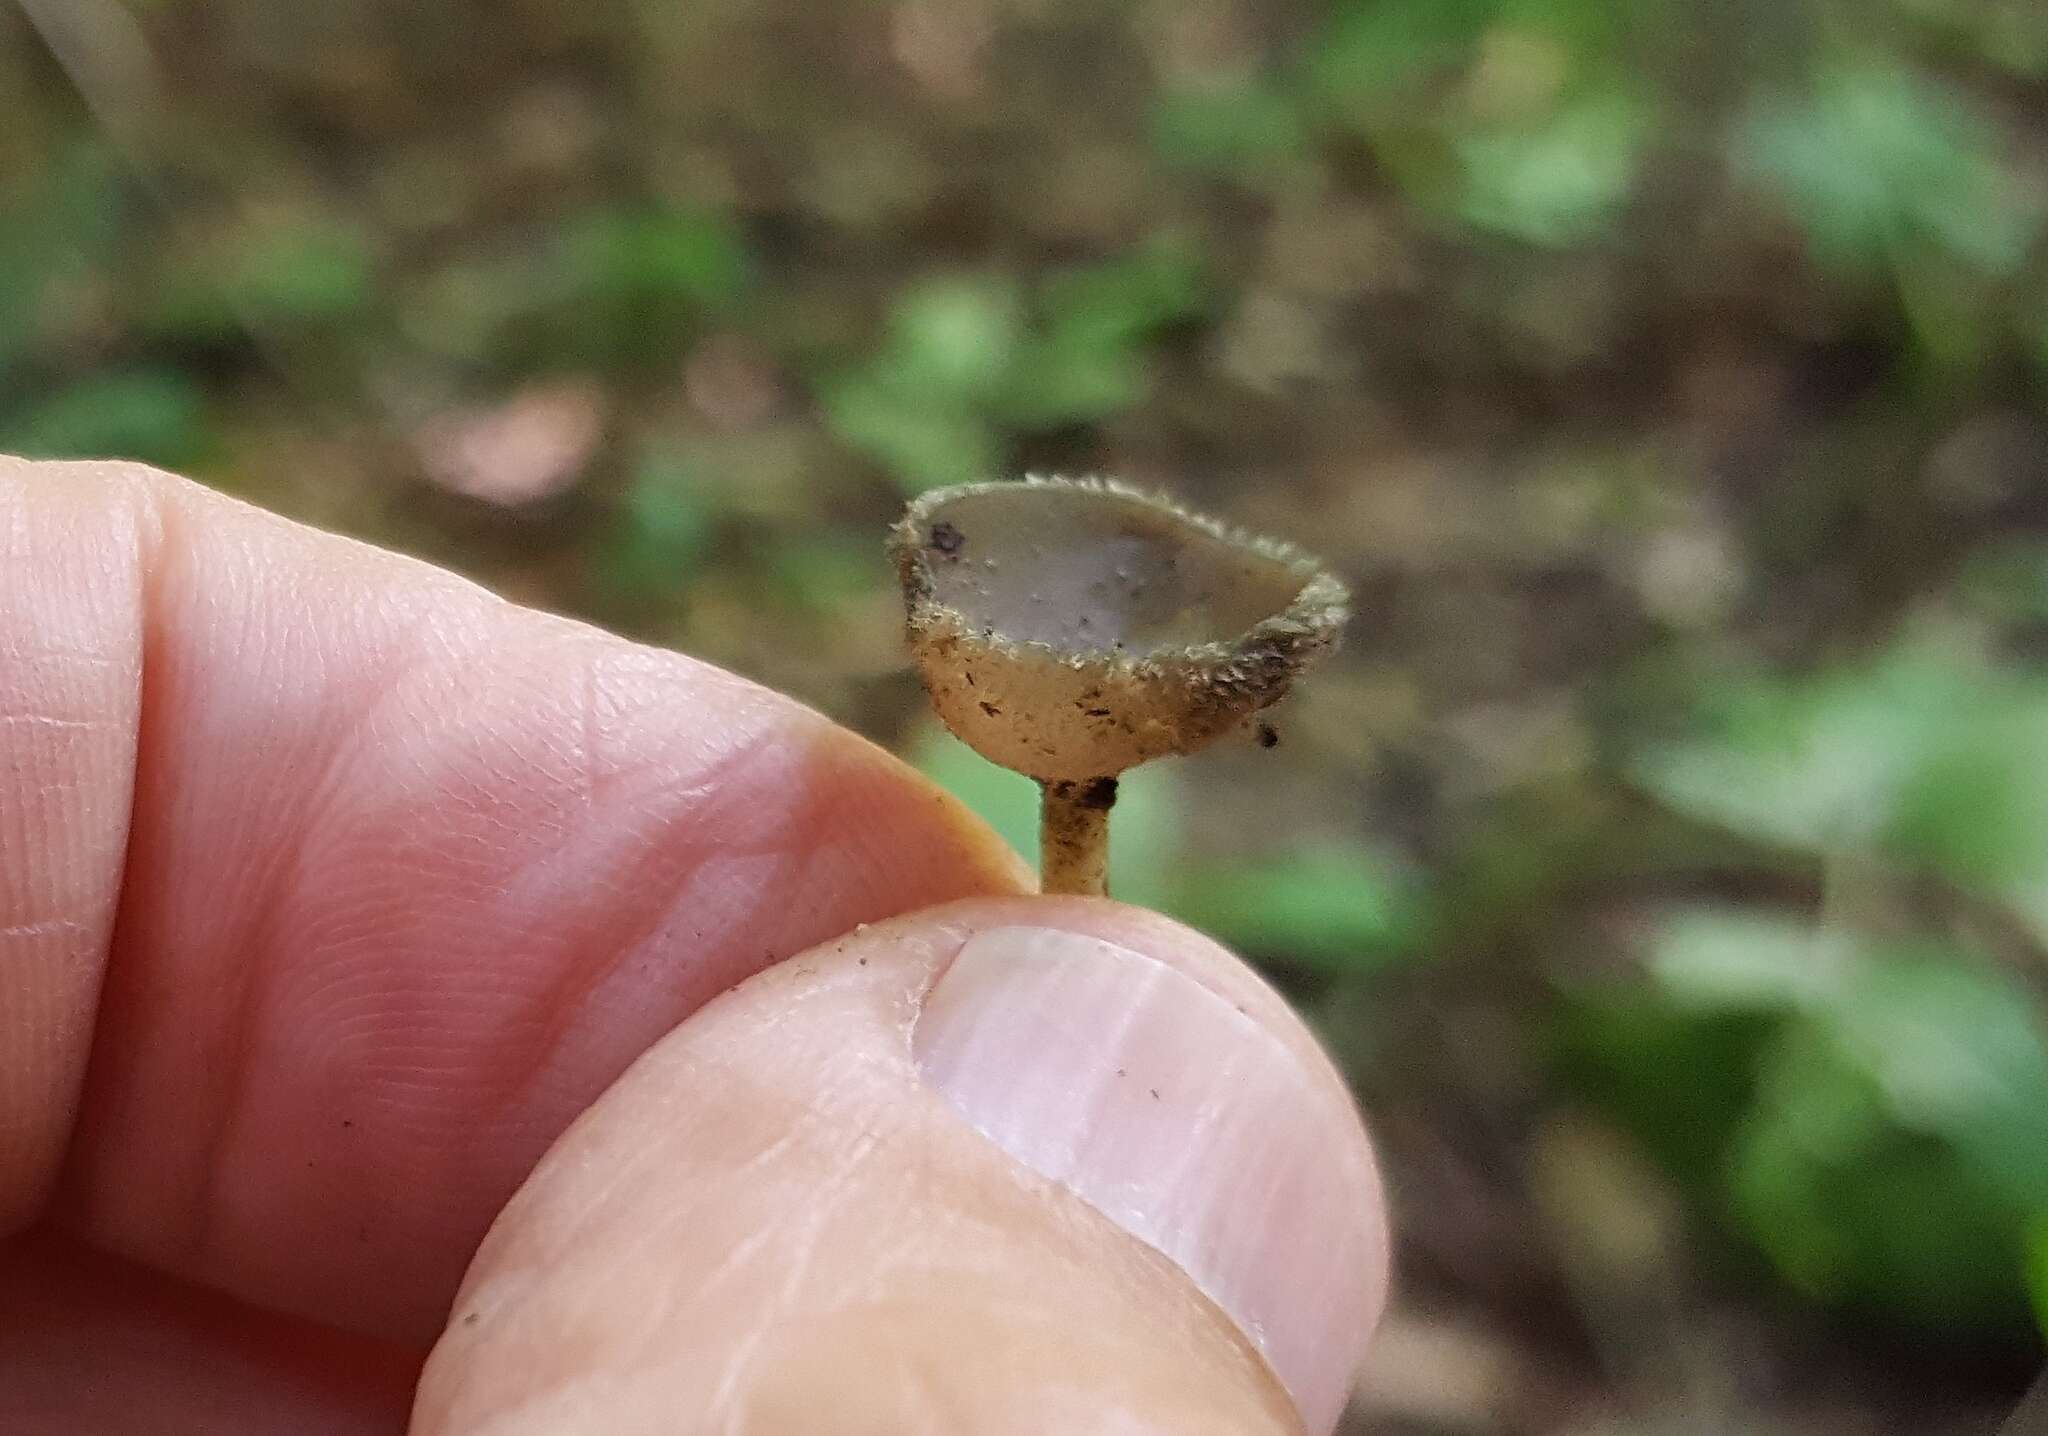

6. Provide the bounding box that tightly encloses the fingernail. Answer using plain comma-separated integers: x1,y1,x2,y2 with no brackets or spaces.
914,926,1385,1433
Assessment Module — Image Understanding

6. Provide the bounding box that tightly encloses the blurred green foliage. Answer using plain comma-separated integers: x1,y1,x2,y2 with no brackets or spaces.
1558,630,2048,1336
1738,63,2044,366
824,239,1208,493
1738,66,2040,281
1570,915,2048,1333
1149,80,1311,182
5,0,2048,1400
1168,843,1427,977
1448,88,1645,246
0,367,208,466
545,205,752,370
590,451,715,605
1640,633,2048,932
149,219,378,341
1893,0,2048,75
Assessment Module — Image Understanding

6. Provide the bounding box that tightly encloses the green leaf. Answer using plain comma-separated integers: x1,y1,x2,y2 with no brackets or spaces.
995,241,1208,428
2027,1216,2048,1341
1567,910,2048,1335
994,335,1148,430
881,277,1024,400
1311,0,1499,120
151,220,377,339
1164,842,1425,976
821,372,999,495
1892,247,2008,369
1648,910,1858,1013
1038,238,1209,352
826,245,1203,483
393,250,555,366
0,139,128,383
561,205,753,311
1730,1018,2033,1331
544,204,753,366
1716,941,2048,1331
1453,88,1644,245
1149,82,1310,178
593,453,713,600
2,370,207,467
1887,705,2048,893
820,277,1019,489
1891,0,2048,78
1958,540,2048,624
1640,634,2048,914
1634,637,1984,855
1821,950,2048,1204
762,532,882,615
1552,993,1777,1192
1737,65,2041,279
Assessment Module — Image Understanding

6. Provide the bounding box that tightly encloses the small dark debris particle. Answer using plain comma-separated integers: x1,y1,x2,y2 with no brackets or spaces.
1084,707,1111,718
462,1312,480,1327
978,700,1002,717
858,957,868,967
1116,1067,1126,1077
963,670,976,687
1149,1088,1160,1100
928,521,966,557
341,1119,354,1129
1256,722,1280,749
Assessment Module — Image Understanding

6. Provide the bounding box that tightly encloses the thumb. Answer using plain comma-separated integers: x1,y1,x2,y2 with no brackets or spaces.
412,897,1390,1436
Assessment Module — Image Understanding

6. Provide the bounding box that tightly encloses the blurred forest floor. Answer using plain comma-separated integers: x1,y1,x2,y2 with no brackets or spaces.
8,0,2048,1430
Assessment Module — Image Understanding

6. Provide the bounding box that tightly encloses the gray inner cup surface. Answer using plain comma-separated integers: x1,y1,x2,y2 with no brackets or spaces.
916,486,1306,657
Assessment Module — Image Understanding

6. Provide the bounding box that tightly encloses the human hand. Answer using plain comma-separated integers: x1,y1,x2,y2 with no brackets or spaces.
0,458,1388,1434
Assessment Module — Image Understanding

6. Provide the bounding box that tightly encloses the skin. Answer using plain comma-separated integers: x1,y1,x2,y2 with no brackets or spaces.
0,457,1388,1434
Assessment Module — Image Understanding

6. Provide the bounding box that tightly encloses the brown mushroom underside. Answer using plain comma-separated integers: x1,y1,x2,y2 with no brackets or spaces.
891,478,1348,784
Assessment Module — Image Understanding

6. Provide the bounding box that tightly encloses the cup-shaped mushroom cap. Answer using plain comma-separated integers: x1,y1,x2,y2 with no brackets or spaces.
889,476,1350,783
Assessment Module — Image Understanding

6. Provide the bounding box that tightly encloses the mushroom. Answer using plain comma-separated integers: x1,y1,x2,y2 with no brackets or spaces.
889,475,1349,895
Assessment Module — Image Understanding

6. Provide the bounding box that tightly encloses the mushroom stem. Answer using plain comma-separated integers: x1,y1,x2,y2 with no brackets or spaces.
1038,778,1117,896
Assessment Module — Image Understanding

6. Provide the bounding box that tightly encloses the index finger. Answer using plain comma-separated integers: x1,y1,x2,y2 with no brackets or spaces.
0,456,1025,1340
